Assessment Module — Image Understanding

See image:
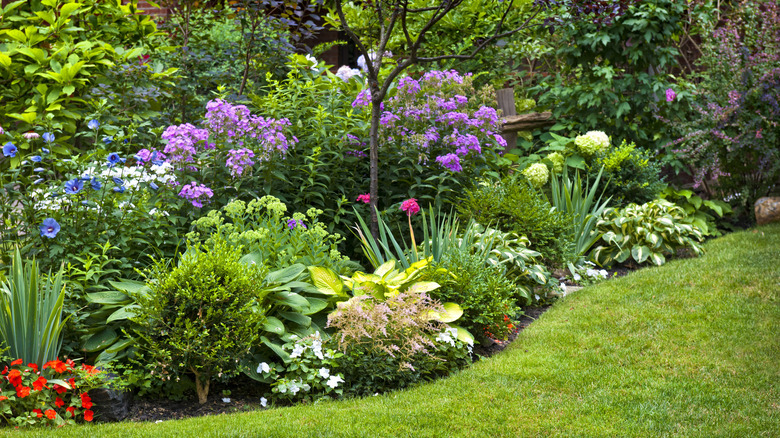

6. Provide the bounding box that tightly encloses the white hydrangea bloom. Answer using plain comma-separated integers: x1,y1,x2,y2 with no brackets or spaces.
522,162,550,188
257,362,270,374
574,131,610,155
335,65,362,82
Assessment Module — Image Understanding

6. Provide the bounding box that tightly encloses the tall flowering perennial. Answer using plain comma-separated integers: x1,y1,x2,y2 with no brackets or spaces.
161,123,210,165
178,182,214,208
376,70,505,174
225,148,255,177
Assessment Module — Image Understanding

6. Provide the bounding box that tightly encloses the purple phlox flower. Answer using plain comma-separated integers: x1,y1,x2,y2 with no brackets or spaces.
380,111,401,127
88,119,100,130
42,132,55,143
450,133,482,156
161,123,210,165
665,88,676,102
64,178,84,195
493,134,508,148
287,218,307,230
226,148,255,177
178,182,213,208
3,142,17,157
398,76,421,95
203,100,295,160
40,218,60,238
435,153,463,172
352,90,372,108
438,112,470,126
134,148,152,164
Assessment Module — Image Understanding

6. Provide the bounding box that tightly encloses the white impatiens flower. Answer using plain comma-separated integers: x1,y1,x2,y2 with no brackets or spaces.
290,344,305,358
305,54,318,69
326,375,344,389
318,368,330,379
257,362,271,374
260,397,268,407
435,327,457,347
574,131,610,155
222,397,231,403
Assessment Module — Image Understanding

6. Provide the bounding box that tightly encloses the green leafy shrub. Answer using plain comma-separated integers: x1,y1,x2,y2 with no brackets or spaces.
326,293,471,397
131,238,271,404
457,174,573,266
659,187,732,237
587,140,665,207
591,199,705,267
0,0,161,145
187,196,356,275
422,250,524,341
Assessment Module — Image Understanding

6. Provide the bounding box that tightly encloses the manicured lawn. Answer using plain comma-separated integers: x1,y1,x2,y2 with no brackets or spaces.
16,224,780,437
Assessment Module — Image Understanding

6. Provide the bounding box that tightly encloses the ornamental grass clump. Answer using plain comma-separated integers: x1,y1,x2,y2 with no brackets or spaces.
132,237,271,404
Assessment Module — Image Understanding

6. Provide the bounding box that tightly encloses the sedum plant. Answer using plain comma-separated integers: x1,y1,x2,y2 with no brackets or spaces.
0,248,67,367
591,199,705,267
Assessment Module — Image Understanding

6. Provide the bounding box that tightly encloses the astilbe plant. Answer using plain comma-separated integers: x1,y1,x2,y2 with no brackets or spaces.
0,358,104,427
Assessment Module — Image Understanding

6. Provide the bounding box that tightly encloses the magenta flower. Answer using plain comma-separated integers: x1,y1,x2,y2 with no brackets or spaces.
400,198,420,216
666,88,676,102
357,193,371,204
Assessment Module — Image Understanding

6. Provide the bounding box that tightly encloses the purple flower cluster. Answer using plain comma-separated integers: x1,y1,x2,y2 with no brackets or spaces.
178,182,213,208
162,123,210,165
226,148,255,177
351,90,371,108
204,99,296,161
435,153,462,172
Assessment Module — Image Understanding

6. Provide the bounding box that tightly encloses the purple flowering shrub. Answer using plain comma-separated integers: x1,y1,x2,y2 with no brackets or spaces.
665,0,780,214
357,70,505,208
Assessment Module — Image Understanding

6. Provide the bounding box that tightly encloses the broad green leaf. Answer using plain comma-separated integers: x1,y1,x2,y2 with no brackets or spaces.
649,252,666,266
85,291,130,305
83,328,117,352
106,305,138,323
301,297,328,315
631,245,651,264
405,281,440,294
429,302,463,323
308,266,344,296
278,311,311,327
0,52,11,68
374,260,396,278
5,29,26,43
105,338,133,354
260,336,290,363
265,264,305,284
449,324,475,345
272,291,309,311
262,316,285,334
108,279,149,293
59,2,83,19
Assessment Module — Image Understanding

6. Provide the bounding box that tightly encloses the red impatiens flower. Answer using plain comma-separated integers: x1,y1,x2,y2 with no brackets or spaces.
81,364,100,376
45,409,57,420
32,409,43,418
66,406,76,418
53,384,67,395
32,376,48,391
44,360,69,374
83,410,94,422
1,366,7,375
55,397,65,408
16,386,31,398
28,363,38,372
0,396,8,401
81,393,93,410
7,369,22,387
9,359,23,366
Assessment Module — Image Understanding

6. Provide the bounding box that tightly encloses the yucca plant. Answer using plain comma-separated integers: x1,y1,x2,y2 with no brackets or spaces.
549,166,612,258
0,248,68,367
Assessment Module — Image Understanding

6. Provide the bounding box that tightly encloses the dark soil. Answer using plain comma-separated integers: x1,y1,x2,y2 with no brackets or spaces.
472,305,551,358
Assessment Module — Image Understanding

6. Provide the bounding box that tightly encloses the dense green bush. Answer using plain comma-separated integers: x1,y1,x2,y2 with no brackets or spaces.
587,140,665,207
457,174,573,266
422,251,523,341
0,0,161,148
131,238,271,404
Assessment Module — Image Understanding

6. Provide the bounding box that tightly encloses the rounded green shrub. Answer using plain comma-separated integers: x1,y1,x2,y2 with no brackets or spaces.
132,238,271,404
587,140,665,207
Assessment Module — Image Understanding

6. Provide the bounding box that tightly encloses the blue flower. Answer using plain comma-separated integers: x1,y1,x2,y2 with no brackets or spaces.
42,147,50,155
91,178,102,191
3,142,17,157
113,185,125,194
33,178,44,185
88,119,100,130
39,218,60,238
103,136,113,144
112,177,124,186
42,132,55,143
80,174,92,181
31,155,42,162
33,167,45,172
149,182,159,191
64,178,84,195
106,152,124,167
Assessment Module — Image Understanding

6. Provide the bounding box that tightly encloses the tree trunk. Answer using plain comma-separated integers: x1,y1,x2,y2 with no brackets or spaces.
191,369,210,405
369,91,382,239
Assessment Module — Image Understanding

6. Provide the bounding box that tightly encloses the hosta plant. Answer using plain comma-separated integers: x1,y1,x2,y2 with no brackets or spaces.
591,199,705,267
0,358,104,427
659,187,732,237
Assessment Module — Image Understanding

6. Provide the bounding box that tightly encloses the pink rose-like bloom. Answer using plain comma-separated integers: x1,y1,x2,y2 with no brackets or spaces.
400,198,420,216
665,88,676,102
23,132,40,140
357,193,371,204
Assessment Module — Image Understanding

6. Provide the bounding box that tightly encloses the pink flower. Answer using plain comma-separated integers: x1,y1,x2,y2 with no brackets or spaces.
357,193,370,204
400,198,420,216
665,88,676,102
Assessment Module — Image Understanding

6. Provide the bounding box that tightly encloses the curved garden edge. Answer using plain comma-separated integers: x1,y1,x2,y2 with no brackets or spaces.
17,223,780,438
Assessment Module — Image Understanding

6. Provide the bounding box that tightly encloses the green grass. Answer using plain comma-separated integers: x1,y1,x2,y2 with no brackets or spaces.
11,224,780,437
